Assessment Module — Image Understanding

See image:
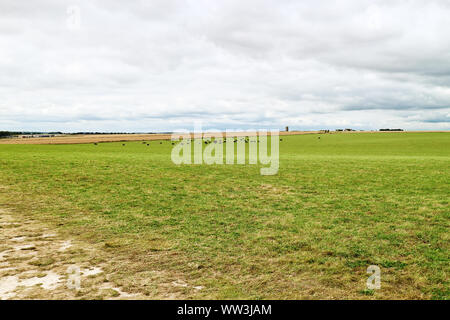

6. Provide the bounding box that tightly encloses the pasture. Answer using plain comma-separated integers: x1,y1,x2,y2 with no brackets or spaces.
0,132,448,299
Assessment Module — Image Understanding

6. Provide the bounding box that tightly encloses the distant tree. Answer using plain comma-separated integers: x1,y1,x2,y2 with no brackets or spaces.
0,131,20,138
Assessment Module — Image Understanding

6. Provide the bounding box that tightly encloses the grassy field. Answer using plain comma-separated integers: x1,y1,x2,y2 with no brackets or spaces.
0,132,448,299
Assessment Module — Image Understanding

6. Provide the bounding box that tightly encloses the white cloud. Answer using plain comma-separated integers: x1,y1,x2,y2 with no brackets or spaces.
0,0,449,132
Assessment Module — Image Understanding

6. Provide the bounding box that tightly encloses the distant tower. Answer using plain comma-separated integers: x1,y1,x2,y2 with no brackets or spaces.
285,126,289,132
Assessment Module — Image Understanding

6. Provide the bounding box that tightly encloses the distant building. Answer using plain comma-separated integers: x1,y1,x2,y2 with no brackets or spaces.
20,134,56,139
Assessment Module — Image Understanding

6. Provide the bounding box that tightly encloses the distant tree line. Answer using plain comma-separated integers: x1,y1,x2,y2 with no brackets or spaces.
67,132,159,135
0,131,22,138
0,131,64,138
0,131,162,138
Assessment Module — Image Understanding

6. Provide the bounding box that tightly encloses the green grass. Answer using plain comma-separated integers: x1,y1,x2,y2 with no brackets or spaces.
0,132,448,299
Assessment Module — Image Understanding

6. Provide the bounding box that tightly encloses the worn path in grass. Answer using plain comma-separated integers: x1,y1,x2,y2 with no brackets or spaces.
0,208,142,300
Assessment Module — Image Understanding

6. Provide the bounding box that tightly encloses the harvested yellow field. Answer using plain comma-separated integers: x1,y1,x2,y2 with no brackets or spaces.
0,131,319,145
0,134,172,145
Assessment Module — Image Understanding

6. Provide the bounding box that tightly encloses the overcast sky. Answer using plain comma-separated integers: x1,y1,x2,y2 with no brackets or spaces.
1,0,449,132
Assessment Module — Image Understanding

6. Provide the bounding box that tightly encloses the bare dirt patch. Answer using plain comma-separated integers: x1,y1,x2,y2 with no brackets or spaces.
0,209,141,300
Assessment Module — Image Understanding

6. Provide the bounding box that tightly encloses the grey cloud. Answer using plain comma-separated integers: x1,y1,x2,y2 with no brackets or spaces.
342,104,450,111
0,0,449,131
422,118,450,123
